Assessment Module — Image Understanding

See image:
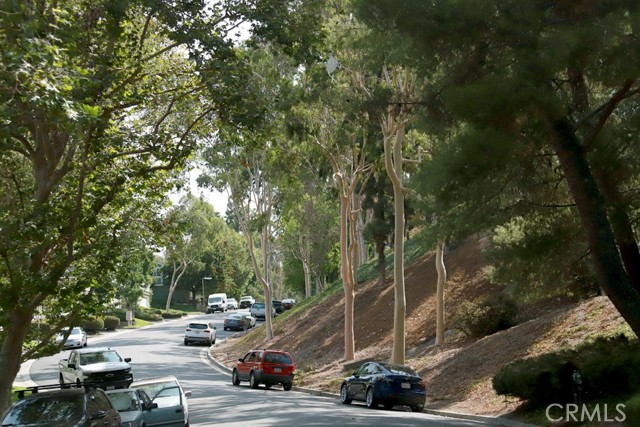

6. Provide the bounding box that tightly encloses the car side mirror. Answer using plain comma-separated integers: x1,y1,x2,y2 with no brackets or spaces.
213,327,217,330
124,357,131,362
184,391,192,398
238,358,243,362
68,363,76,369
145,402,158,410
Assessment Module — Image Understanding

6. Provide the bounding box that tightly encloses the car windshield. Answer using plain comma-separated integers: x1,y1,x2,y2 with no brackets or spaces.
382,363,418,376
208,297,222,304
107,391,140,412
229,315,242,320
131,381,181,407
263,353,292,364
2,395,83,426
253,303,265,308
79,350,121,365
188,323,208,329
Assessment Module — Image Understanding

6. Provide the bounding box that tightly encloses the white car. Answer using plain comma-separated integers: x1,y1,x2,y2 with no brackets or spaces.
184,322,216,346
129,376,191,427
226,298,238,310
249,302,276,320
55,327,87,349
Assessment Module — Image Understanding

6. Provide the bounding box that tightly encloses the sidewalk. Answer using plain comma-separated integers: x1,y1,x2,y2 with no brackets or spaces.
204,350,539,427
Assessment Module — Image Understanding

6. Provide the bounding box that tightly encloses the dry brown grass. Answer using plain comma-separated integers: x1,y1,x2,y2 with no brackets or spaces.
211,238,631,420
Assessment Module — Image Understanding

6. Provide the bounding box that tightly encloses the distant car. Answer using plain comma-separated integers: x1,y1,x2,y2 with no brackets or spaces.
282,299,296,310
224,313,254,331
55,326,87,349
226,298,239,310
232,349,295,391
250,302,275,319
339,361,426,412
2,384,121,427
184,322,216,346
272,300,284,314
239,295,255,309
129,376,191,427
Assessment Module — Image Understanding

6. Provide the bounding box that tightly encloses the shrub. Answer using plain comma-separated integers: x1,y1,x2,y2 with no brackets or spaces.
453,293,518,338
625,394,640,427
160,310,185,319
107,308,128,322
136,307,162,322
103,316,120,331
81,317,104,333
493,335,640,406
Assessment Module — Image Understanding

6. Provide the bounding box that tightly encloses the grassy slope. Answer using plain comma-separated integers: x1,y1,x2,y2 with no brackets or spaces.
211,237,632,422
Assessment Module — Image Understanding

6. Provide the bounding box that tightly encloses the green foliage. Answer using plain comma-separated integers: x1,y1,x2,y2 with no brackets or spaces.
625,394,640,427
81,317,104,334
160,310,186,319
493,336,640,406
135,307,162,322
103,316,120,331
453,294,518,338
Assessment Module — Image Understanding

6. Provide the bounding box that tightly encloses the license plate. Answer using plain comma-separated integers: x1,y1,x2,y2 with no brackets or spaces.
274,368,282,373
401,383,411,389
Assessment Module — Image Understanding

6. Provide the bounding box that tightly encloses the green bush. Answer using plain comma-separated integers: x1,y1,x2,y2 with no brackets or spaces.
453,293,517,338
136,307,162,322
103,316,120,331
107,308,128,322
81,317,104,333
493,335,640,406
625,394,640,427
160,310,187,319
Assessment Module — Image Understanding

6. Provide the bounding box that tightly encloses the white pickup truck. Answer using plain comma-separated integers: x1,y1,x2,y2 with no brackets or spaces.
58,346,133,389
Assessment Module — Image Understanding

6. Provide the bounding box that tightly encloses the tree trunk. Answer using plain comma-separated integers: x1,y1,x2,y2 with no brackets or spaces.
261,225,274,339
549,117,640,336
340,192,356,360
375,236,386,287
386,126,407,364
165,259,187,312
435,240,447,345
0,310,33,415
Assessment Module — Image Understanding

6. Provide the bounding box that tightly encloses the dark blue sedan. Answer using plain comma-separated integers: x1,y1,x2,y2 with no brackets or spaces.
339,361,426,412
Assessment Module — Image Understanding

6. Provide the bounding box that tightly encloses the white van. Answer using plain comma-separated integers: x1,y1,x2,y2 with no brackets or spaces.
206,293,228,313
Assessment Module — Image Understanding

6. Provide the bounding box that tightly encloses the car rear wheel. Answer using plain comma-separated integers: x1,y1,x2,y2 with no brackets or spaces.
232,369,240,386
340,384,351,404
365,387,378,409
249,372,259,389
283,382,292,391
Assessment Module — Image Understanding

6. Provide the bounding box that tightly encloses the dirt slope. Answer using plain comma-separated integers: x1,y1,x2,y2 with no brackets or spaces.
211,237,630,419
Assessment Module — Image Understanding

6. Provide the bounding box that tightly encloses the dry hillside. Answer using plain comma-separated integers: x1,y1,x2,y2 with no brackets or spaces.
211,237,631,421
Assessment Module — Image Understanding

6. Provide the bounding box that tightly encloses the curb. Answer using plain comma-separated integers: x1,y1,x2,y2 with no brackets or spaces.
205,351,538,427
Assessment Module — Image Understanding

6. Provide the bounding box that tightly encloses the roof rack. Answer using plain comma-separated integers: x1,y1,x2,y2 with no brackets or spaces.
16,382,99,399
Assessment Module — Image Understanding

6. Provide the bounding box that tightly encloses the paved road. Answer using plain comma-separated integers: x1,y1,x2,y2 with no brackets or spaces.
28,311,496,426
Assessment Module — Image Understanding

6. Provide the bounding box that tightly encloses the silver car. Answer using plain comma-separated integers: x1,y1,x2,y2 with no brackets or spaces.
55,326,87,349
249,302,276,319
126,376,191,427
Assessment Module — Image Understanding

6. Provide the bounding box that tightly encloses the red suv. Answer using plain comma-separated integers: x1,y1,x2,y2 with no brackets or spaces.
232,349,295,391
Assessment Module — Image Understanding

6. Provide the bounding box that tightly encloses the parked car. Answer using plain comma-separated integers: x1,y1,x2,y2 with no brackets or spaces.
183,322,216,346
224,313,254,331
129,376,191,427
250,302,276,319
58,347,133,390
272,300,284,314
239,295,255,309
55,326,88,349
339,361,426,412
106,388,156,427
2,383,121,427
232,349,295,391
282,299,296,310
226,297,239,310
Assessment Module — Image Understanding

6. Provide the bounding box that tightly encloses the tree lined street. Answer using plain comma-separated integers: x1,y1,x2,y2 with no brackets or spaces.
26,314,495,426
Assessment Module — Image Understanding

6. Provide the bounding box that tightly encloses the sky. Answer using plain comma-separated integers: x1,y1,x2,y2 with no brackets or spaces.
169,167,229,216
